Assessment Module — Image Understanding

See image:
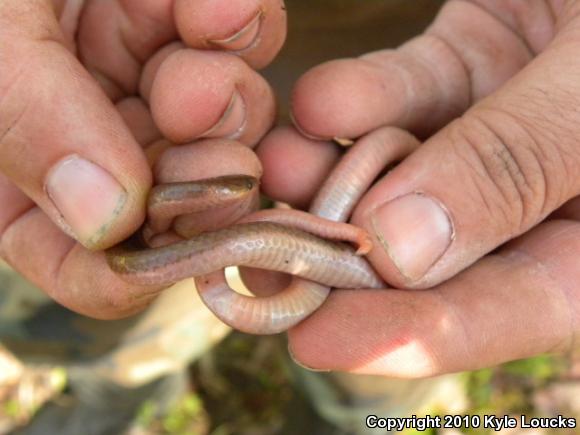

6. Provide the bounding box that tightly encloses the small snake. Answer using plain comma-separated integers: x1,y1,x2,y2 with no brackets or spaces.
107,127,419,334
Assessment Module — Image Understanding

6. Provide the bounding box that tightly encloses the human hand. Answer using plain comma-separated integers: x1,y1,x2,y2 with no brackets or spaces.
0,0,286,319
257,0,580,376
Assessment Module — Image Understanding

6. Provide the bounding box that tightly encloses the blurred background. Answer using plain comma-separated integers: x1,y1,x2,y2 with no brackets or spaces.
1,1,580,434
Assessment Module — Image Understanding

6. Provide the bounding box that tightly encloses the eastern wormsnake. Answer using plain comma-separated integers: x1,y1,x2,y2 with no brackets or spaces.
107,127,419,334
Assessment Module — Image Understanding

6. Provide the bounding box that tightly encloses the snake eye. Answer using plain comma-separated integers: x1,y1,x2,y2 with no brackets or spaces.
224,175,257,193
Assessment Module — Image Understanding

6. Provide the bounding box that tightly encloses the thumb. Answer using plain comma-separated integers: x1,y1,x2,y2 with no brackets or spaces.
353,3,580,288
0,1,151,249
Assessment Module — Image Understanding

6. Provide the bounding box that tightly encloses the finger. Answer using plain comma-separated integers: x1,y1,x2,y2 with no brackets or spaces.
238,267,291,297
256,126,341,208
0,175,34,260
139,42,183,102
0,174,159,319
289,219,580,377
351,5,580,289
153,139,262,235
0,138,264,318
290,0,559,140
116,97,162,147
153,139,262,183
77,0,176,100
174,0,287,69
52,0,84,51
149,49,276,146
0,1,151,249
78,0,286,101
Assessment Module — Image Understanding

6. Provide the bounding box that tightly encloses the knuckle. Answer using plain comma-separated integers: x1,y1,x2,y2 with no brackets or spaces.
448,108,566,233
0,55,40,153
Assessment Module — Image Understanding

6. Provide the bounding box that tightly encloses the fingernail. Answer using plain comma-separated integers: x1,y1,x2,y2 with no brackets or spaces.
46,155,127,248
201,90,246,139
371,193,453,282
208,11,263,52
288,345,330,372
289,111,328,141
333,137,354,147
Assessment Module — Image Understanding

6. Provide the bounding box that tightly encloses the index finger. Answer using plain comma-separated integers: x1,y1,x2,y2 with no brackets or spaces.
78,0,287,100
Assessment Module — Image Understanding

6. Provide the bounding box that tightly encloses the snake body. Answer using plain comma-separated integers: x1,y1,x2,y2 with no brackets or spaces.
107,127,419,334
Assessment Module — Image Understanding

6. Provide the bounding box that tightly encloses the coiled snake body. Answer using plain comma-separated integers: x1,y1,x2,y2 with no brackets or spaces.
107,127,418,334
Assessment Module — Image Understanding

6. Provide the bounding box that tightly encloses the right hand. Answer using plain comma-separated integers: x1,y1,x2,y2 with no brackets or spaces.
258,0,580,376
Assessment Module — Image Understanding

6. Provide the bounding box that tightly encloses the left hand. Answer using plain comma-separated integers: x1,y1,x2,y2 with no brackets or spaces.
0,0,285,319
